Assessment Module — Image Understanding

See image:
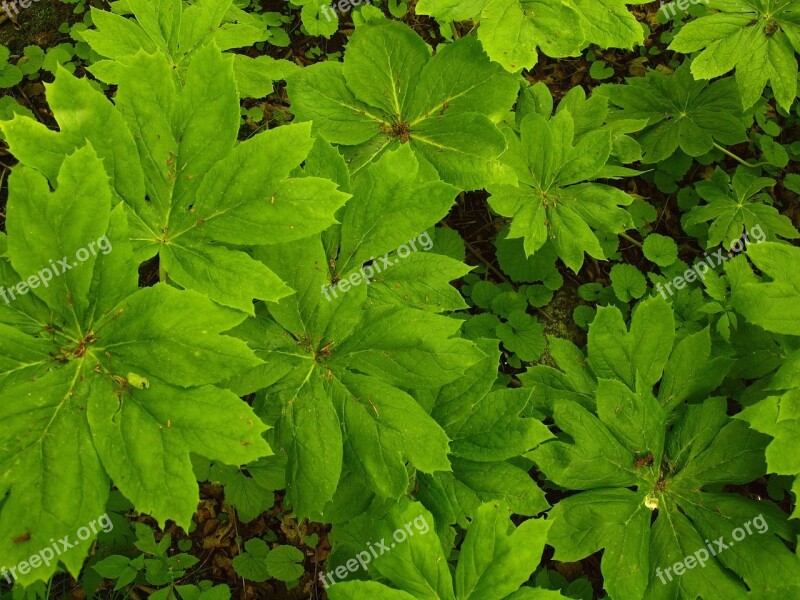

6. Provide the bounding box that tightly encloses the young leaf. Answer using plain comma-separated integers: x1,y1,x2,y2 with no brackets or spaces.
228,149,480,517
489,102,635,271
643,233,678,267
287,21,518,190
685,167,799,249
265,545,305,582
603,61,747,163
232,539,271,582
669,0,800,110
532,396,800,599
0,147,270,586
3,46,348,313
732,242,800,335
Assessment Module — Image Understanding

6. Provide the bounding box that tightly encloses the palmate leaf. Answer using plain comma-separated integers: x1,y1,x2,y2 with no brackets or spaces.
0,146,270,586
737,353,800,519
229,147,483,517
669,0,800,110
532,391,800,599
602,61,748,163
520,297,733,415
416,340,551,527
286,20,518,190
417,0,648,72
488,96,636,272
737,389,800,518
685,166,799,249
327,500,553,600
2,46,348,313
479,0,650,72
732,242,800,335
80,0,290,96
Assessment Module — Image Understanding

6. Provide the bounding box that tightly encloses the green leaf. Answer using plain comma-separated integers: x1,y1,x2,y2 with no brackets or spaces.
201,456,283,523
610,264,647,302
232,539,271,582
455,503,550,600
669,0,800,110
685,166,798,249
588,295,674,391
604,61,747,163
657,327,732,413
265,545,305,582
288,22,517,190
17,46,44,75
589,60,614,80
489,105,634,271
643,233,678,267
732,242,800,335
0,147,270,585
737,389,800,517
337,145,457,272
232,55,300,98
2,65,145,209
477,0,584,72
496,310,545,362
0,64,22,87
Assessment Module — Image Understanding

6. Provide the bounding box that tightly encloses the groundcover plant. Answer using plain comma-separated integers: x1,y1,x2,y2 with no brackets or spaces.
0,0,798,598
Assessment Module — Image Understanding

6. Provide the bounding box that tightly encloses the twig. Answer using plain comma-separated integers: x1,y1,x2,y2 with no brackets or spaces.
712,142,773,169
619,232,643,249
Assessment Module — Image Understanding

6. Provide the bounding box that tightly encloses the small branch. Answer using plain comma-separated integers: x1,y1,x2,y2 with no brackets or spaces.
712,142,773,169
619,232,643,249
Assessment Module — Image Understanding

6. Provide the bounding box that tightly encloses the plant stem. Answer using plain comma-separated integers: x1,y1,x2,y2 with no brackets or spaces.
712,142,773,169
620,232,643,249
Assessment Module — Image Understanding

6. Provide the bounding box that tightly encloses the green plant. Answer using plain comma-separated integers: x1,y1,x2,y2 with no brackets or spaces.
488,86,637,271
228,145,484,517
684,166,799,249
0,147,270,586
416,0,649,72
3,47,347,313
94,524,229,599
326,500,556,600
602,61,748,163
287,19,519,190
529,296,800,599
232,539,304,585
1,0,799,596
669,0,800,110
